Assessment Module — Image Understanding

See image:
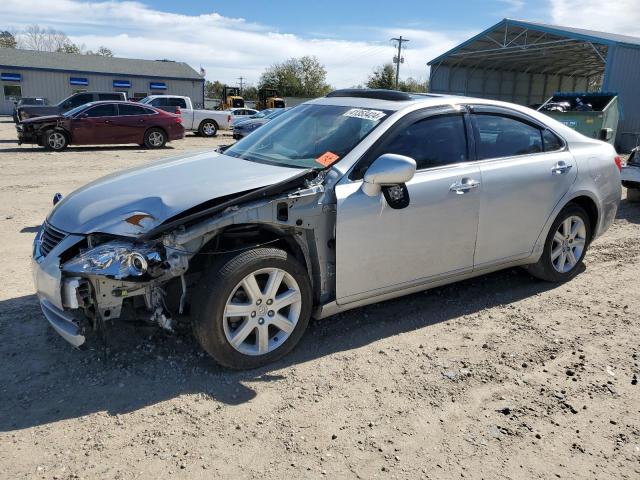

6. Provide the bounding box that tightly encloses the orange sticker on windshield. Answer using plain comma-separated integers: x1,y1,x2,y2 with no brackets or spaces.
316,151,340,167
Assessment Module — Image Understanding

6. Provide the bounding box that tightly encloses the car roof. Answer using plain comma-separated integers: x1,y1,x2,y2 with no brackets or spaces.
308,90,588,144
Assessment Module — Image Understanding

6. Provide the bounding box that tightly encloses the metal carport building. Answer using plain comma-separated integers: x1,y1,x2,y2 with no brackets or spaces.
428,19,640,152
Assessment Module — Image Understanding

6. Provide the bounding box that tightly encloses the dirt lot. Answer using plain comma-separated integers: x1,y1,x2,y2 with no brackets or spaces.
0,116,638,480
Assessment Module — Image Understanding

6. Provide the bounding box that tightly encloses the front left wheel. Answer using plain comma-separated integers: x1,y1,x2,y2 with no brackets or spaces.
44,130,68,151
193,248,312,369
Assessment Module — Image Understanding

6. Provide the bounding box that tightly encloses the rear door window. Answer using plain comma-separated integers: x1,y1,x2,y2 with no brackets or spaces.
167,97,187,108
118,104,151,116
85,104,117,117
378,114,468,170
473,114,543,160
542,129,564,152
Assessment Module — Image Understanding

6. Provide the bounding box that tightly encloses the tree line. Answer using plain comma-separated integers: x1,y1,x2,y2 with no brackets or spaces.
0,25,113,56
206,56,427,100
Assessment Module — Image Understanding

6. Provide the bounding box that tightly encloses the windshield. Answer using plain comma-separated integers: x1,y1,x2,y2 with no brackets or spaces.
225,104,389,169
138,97,152,104
62,103,93,117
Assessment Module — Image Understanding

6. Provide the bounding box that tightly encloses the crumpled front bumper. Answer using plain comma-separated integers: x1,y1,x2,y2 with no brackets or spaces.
32,230,87,347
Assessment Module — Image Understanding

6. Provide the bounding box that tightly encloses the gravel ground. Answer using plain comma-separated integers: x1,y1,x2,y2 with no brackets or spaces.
0,117,638,479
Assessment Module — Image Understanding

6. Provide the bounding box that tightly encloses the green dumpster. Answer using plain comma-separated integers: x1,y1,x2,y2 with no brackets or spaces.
538,92,620,145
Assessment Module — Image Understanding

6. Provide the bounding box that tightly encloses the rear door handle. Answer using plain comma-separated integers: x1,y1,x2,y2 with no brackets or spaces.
552,161,573,175
450,178,480,194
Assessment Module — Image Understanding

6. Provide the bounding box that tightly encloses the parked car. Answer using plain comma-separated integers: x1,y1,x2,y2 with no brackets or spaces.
232,107,290,139
12,97,48,123
139,95,257,137
15,92,127,122
31,89,620,369
621,146,640,201
17,101,184,150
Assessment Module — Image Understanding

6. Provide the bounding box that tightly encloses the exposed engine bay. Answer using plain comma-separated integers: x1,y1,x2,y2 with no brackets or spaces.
45,168,337,344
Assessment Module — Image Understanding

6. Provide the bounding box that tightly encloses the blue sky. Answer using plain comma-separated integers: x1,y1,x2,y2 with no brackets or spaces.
2,0,638,88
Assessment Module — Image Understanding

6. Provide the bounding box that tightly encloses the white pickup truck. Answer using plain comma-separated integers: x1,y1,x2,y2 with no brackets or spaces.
139,95,257,137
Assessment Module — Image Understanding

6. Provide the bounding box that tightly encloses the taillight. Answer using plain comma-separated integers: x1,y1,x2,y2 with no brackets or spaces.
228,114,232,124
614,155,622,172
175,116,182,124
175,106,181,115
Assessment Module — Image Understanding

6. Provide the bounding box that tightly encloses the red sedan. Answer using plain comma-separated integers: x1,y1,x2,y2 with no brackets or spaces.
17,101,184,150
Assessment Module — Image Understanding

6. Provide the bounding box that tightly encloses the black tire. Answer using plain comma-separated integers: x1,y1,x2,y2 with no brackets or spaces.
143,128,167,149
193,247,312,369
527,203,592,282
198,119,218,137
44,129,68,151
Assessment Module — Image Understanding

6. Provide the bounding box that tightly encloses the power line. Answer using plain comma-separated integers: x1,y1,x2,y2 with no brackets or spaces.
390,35,409,88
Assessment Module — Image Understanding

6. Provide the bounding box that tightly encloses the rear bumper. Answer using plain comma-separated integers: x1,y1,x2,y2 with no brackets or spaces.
621,165,640,186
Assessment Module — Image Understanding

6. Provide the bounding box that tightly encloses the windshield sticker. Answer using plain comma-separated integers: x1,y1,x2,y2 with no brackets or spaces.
343,108,386,122
316,151,340,167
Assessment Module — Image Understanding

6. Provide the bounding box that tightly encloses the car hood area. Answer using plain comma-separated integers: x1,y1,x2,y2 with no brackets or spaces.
20,114,64,124
47,150,306,237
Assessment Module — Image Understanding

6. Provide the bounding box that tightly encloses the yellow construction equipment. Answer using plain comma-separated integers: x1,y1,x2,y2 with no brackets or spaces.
218,86,245,110
256,88,285,110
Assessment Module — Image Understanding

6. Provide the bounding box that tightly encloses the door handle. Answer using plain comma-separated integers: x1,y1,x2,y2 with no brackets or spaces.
104,120,112,124
450,178,480,194
552,161,572,175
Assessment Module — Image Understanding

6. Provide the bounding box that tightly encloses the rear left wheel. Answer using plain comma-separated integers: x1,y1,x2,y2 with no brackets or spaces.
527,204,592,282
198,120,218,137
144,128,167,148
193,248,312,369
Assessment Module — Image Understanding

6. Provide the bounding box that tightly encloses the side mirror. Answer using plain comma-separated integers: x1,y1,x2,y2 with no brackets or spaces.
362,154,416,197
63,101,72,109
80,113,89,118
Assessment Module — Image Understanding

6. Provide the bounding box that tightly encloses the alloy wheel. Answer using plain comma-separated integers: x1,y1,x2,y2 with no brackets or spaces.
48,132,66,150
223,267,302,356
551,215,587,273
203,122,216,136
148,131,164,146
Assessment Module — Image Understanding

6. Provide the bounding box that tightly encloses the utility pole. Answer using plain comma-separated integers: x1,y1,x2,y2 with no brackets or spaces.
238,76,245,94
390,36,409,89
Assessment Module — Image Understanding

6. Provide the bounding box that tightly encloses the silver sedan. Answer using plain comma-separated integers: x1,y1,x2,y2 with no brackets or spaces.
32,89,621,369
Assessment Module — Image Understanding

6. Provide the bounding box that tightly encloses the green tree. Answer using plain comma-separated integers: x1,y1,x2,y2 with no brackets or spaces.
204,80,224,99
243,86,258,101
259,56,331,97
0,31,17,48
398,77,428,93
366,63,396,90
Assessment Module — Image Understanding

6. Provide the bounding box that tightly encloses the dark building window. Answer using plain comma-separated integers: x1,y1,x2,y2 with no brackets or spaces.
3,85,22,99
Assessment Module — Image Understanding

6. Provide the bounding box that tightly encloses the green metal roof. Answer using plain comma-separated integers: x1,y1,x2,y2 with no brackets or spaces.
0,48,203,80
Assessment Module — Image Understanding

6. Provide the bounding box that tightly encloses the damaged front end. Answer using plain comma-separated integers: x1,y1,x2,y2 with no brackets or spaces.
33,168,335,348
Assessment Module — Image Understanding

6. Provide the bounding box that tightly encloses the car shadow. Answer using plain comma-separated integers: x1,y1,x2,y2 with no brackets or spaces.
0,266,560,432
0,139,17,144
616,196,640,224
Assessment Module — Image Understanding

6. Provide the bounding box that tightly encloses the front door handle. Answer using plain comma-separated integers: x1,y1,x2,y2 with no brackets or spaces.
450,178,480,194
552,161,573,175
